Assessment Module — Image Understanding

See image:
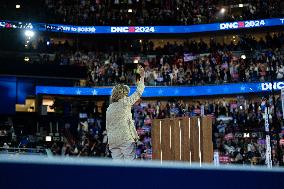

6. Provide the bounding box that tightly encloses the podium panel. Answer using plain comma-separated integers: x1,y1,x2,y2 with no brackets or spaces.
201,116,213,163
152,119,161,160
190,117,199,162
180,118,190,161
161,119,172,161
171,119,180,161
152,116,213,164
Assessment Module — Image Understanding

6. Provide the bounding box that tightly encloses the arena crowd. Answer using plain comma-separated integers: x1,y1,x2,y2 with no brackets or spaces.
42,0,282,25
1,95,284,165
31,33,284,87
0,0,283,165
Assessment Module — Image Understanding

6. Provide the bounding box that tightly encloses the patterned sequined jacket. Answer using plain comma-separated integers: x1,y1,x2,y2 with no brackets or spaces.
106,79,145,147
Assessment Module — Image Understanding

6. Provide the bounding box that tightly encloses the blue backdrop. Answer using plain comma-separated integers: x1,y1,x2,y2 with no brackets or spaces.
0,77,17,114
36,81,284,97
0,78,282,114
0,77,34,114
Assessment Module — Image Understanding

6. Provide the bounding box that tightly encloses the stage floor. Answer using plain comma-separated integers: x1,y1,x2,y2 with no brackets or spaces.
0,155,284,189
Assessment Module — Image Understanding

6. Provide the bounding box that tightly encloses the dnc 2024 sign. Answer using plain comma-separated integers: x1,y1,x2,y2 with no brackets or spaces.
1,18,283,34
261,81,284,91
219,20,266,29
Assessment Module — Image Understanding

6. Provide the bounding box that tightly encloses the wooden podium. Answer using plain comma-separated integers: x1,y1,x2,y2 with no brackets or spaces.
152,116,213,164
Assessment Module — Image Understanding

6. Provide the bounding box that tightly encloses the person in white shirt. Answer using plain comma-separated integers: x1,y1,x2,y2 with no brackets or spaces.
106,65,145,160
3,143,9,149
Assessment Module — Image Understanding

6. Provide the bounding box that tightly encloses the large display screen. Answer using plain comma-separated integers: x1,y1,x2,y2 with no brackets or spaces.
0,18,283,34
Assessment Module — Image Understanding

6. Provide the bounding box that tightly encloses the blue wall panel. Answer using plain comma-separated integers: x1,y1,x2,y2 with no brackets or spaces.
0,77,35,114
0,77,17,114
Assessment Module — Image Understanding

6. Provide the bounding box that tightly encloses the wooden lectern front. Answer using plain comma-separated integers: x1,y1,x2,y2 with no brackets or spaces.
152,116,213,163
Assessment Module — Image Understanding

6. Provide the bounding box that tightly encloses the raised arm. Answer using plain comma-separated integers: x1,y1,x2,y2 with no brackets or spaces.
126,66,145,105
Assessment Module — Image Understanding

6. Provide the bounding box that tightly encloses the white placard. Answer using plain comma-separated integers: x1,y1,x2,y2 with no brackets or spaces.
201,105,205,116
265,135,272,168
213,151,220,166
265,107,270,132
281,88,284,119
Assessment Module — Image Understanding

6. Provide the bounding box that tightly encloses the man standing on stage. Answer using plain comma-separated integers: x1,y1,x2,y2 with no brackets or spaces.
106,65,145,160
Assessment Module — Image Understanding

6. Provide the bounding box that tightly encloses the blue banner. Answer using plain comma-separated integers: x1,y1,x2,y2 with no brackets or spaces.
0,18,283,34
36,81,284,97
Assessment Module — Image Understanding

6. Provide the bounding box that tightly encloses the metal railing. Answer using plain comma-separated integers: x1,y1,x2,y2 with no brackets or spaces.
0,147,48,156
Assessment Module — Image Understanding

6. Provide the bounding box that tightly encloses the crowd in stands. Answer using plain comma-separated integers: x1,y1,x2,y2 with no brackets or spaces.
50,118,110,157
33,33,284,86
42,0,283,25
1,95,284,164
0,103,111,158
0,0,282,25
132,95,284,163
154,96,283,164
2,30,282,88
1,0,284,166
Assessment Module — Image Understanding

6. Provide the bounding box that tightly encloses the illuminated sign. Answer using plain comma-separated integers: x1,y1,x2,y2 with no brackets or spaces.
220,22,240,29
0,18,283,34
111,27,129,32
219,20,266,30
261,81,284,91
110,26,155,33
36,81,284,97
46,25,96,33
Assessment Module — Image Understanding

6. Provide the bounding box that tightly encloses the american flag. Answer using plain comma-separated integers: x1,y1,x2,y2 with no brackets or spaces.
194,109,201,114
206,113,215,119
146,153,152,159
219,156,230,164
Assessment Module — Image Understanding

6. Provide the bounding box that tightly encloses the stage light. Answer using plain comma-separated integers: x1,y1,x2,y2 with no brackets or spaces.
139,39,142,43
239,4,244,8
16,4,20,9
133,59,139,64
46,41,50,45
220,8,226,14
241,55,246,60
24,57,30,62
243,133,250,138
24,30,35,38
128,9,133,13
45,136,52,142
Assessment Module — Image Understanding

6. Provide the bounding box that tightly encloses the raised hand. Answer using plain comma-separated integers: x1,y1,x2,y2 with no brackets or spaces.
137,65,145,78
